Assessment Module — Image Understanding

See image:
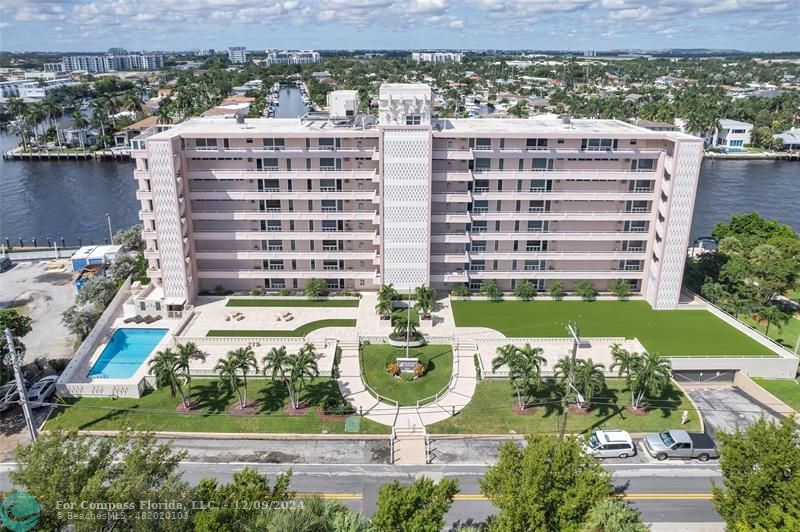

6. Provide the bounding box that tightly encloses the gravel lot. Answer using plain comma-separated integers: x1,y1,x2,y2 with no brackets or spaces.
0,260,77,362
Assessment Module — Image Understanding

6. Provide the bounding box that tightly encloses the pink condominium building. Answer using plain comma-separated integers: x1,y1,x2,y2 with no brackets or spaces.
131,84,703,312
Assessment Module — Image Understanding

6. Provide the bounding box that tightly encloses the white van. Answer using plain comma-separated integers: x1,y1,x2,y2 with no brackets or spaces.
584,430,636,459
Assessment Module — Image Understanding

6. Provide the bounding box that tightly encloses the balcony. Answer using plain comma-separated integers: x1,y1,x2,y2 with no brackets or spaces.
190,210,376,221
466,250,648,261
462,169,659,181
135,189,153,201
466,211,651,222
430,252,470,263
431,192,472,203
196,269,377,279
471,190,656,201
187,169,378,181
192,230,377,240
189,190,377,201
464,231,652,241
438,270,645,280
432,149,474,160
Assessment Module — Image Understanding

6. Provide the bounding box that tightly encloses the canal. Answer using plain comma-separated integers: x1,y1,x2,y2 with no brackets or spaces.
0,124,797,245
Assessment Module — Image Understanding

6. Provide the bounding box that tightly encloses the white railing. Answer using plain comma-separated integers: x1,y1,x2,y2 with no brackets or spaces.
416,343,461,407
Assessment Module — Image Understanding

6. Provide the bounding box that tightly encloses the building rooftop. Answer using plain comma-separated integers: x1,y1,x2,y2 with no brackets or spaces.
719,119,753,129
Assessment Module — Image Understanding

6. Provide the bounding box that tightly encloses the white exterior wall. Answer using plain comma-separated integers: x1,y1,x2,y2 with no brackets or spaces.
649,137,704,309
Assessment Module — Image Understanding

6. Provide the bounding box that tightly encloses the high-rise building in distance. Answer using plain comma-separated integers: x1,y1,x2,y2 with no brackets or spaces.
228,46,247,64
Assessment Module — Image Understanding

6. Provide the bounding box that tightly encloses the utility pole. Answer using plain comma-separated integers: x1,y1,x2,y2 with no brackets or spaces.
405,287,412,359
558,321,581,440
4,328,37,443
106,213,114,244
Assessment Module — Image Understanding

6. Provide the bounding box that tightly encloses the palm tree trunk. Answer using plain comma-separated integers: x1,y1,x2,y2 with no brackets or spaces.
176,384,188,407
241,372,248,406
514,384,523,410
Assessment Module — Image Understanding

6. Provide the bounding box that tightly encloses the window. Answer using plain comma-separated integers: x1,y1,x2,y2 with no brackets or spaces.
528,200,548,213
470,241,486,252
258,179,279,191
473,179,490,192
474,158,491,172
629,180,653,193
471,200,489,213
321,199,338,212
524,260,546,271
326,279,342,289
526,138,548,150
530,179,552,192
469,281,481,290
470,221,488,233
525,240,548,252
195,138,217,149
624,221,647,233
619,260,642,271
581,138,617,150
266,260,284,270
626,200,649,213
532,158,553,171
322,240,339,251
318,138,335,150
257,158,279,171
320,179,337,191
474,138,492,150
320,158,341,171
264,239,282,251
527,220,549,232
321,220,339,232
621,240,644,252
259,200,281,212
323,260,340,271
267,278,286,289
405,115,421,125
265,220,281,232
631,158,655,171
263,137,285,150
469,260,486,271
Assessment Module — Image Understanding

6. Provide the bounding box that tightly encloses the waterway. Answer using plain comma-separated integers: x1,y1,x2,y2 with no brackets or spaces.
0,105,797,245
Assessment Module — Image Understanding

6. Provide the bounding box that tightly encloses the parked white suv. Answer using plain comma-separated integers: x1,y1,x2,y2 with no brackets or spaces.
584,430,637,459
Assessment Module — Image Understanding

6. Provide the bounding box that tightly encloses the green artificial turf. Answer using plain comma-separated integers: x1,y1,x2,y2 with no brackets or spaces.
360,344,453,406
752,378,800,411
46,378,388,434
226,298,359,308
451,300,776,357
207,319,357,337
742,314,799,352
430,379,701,434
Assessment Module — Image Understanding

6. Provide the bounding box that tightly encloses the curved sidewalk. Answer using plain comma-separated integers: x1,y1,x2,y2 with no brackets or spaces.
337,341,478,428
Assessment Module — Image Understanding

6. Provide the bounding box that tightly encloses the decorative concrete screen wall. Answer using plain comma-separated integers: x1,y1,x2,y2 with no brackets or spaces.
380,127,431,289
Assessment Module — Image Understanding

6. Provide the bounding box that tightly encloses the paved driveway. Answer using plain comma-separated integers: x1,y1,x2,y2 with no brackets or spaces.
684,386,783,439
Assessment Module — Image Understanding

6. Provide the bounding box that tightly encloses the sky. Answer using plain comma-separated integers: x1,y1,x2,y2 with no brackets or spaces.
1,0,798,53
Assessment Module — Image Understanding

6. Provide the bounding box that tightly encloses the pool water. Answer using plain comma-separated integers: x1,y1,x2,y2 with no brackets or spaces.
88,328,169,379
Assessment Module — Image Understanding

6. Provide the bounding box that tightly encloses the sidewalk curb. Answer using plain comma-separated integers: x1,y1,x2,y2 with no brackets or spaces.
41,429,390,440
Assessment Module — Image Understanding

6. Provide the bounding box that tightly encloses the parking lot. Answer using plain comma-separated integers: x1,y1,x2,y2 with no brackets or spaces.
0,260,77,362
683,385,783,438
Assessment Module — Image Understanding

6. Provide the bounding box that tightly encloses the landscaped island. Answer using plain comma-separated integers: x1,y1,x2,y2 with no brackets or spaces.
206,318,357,337
452,300,775,357
360,344,453,406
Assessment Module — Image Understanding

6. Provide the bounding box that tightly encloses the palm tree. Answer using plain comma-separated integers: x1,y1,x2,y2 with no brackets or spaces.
156,101,173,124
24,103,44,145
304,278,327,299
215,353,244,408
229,346,258,408
285,344,319,409
149,348,189,407
375,283,395,319
262,345,289,382
120,90,143,118
492,344,545,409
6,97,25,121
571,358,606,409
392,314,418,339
174,342,206,406
413,285,435,318
629,351,672,410
70,111,88,150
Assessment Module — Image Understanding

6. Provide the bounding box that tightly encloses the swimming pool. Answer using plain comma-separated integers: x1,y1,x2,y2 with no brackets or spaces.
88,328,169,379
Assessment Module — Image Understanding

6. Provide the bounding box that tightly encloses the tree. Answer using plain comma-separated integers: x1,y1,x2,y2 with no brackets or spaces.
61,305,100,340
249,496,370,531
549,280,566,300
508,100,530,118
582,499,648,532
481,435,613,532
149,348,190,407
712,417,800,531
304,278,327,299
480,280,502,301
513,279,536,301
215,352,245,408
229,346,258,408
193,467,293,532
75,276,119,307
375,283,396,318
451,283,470,299
575,280,597,301
392,314,419,339
175,342,206,405
611,347,672,410
10,431,190,531
284,344,319,409
755,304,791,336
492,343,545,409
107,253,137,282
414,285,435,318
0,308,33,365
569,358,606,409
609,279,630,300
372,476,459,532
262,345,289,383
112,224,145,251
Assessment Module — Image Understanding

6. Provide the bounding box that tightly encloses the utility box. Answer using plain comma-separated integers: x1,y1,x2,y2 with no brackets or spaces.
327,90,359,120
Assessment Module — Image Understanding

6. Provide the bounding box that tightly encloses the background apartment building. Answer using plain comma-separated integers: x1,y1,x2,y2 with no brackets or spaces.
266,50,322,65
131,84,702,311
411,52,464,63
228,47,248,64
61,53,164,73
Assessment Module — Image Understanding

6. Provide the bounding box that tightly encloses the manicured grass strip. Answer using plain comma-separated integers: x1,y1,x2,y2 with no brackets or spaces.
429,379,701,434
753,378,800,411
46,378,389,434
207,319,357,337
742,314,799,352
451,300,776,357
227,298,360,308
361,344,453,406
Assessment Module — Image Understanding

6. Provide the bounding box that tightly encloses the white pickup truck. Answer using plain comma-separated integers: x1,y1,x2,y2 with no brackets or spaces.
643,429,718,461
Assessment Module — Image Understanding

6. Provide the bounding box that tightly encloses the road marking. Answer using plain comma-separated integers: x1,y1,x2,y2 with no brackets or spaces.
620,493,714,500
295,492,364,500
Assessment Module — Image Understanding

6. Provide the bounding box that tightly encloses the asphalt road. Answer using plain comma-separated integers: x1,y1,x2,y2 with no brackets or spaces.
0,461,724,527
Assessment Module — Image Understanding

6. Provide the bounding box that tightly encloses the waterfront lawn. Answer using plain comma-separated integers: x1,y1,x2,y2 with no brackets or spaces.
451,300,775,357
753,378,800,411
207,319,357,337
742,314,800,351
46,378,388,434
227,298,359,308
429,379,701,434
361,344,453,406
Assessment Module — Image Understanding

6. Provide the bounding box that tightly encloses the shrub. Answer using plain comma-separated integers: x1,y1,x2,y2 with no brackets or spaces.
609,279,631,300
212,284,230,296
386,363,400,377
339,288,352,297
322,396,355,416
413,362,427,378
451,283,470,298
575,281,598,301
513,280,536,301
249,287,262,296
549,281,566,300
401,372,415,381
278,288,291,296
480,280,502,301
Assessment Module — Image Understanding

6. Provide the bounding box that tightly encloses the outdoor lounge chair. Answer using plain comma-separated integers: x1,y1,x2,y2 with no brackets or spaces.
123,317,135,324
142,315,155,324
132,315,145,324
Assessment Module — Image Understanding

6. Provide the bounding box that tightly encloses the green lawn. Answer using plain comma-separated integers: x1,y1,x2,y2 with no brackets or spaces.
430,379,701,434
742,314,799,351
46,378,388,434
361,344,453,406
787,290,800,303
227,298,360,308
753,378,800,411
452,300,775,357
207,319,357,337
391,307,419,326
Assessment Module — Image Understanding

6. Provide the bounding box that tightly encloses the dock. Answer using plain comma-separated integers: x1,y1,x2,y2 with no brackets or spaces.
704,150,800,161
2,148,131,161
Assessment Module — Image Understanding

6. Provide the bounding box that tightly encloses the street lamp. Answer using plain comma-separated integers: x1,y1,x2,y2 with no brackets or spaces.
106,213,113,244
